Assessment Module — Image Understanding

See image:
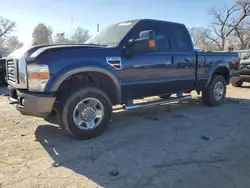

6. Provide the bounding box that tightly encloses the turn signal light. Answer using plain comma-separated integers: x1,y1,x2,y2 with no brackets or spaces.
28,72,49,79
148,40,155,48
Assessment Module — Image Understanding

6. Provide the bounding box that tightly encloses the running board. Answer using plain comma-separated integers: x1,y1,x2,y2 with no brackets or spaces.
123,95,192,110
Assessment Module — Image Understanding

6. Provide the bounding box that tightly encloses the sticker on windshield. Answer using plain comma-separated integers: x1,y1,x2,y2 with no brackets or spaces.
118,22,131,26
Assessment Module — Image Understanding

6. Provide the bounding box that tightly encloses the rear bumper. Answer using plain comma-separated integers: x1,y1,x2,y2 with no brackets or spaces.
8,86,56,118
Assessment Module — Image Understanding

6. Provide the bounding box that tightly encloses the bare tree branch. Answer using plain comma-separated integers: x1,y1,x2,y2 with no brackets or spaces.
225,1,250,37
204,33,221,49
189,27,221,51
4,36,23,51
208,0,250,50
211,25,222,38
0,17,16,38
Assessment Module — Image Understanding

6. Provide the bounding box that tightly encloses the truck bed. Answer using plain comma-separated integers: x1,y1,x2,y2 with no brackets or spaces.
196,51,240,71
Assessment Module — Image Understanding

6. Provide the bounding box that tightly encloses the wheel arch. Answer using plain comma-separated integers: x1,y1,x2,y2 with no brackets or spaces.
48,67,122,105
205,62,230,87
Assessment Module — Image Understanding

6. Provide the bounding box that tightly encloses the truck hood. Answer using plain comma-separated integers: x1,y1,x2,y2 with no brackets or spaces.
240,59,250,65
8,44,105,60
6,44,108,90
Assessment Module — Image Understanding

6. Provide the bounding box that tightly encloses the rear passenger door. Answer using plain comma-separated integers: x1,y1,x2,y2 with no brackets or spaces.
169,24,196,91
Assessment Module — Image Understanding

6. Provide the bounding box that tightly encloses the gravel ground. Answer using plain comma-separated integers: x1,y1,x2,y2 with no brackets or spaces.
0,84,250,188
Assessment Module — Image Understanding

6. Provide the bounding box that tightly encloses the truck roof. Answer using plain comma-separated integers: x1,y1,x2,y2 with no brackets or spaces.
120,19,184,27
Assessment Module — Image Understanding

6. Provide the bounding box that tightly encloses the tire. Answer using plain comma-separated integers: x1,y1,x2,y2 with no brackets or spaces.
57,86,112,140
231,80,243,87
159,94,172,99
202,75,226,106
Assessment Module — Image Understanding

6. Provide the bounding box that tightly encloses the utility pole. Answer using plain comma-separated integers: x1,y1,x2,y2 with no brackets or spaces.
97,23,99,32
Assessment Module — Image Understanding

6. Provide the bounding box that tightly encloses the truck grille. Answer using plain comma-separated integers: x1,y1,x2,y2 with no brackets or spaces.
241,64,250,70
7,59,18,83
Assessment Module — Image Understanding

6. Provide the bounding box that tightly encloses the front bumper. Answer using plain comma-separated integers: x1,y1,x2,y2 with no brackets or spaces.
229,70,240,84
239,75,250,82
8,86,56,117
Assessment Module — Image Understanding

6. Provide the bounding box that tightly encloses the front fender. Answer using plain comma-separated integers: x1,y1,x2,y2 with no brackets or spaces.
205,60,230,87
44,61,122,102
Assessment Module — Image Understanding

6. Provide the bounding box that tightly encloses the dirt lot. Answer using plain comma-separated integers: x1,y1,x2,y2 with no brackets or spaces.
0,84,250,188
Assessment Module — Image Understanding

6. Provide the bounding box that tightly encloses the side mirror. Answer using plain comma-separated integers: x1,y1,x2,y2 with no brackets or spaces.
125,30,156,55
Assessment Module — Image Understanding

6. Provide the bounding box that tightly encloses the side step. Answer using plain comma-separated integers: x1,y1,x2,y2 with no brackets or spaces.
123,95,192,110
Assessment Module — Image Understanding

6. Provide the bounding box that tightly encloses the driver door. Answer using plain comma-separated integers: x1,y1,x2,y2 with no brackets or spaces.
118,21,178,99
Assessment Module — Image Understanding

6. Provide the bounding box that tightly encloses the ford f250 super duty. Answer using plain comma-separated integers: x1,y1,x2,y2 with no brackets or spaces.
6,19,240,140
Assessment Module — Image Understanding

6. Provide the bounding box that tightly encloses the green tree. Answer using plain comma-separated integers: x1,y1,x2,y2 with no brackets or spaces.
32,23,52,45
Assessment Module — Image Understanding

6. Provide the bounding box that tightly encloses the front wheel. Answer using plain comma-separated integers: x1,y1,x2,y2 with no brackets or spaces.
57,86,112,140
202,75,226,106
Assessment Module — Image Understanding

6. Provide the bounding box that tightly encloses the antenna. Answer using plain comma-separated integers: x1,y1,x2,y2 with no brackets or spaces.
97,23,99,32
71,15,73,36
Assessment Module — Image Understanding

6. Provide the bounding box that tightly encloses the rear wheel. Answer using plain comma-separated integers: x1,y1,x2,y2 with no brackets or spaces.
57,86,112,140
231,80,243,87
202,75,226,106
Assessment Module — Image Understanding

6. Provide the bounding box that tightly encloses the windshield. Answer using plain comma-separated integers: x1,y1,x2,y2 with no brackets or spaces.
245,51,250,60
85,20,138,47
0,51,10,58
8,45,31,58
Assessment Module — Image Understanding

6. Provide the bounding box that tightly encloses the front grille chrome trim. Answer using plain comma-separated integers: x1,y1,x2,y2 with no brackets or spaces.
6,56,27,89
6,59,17,84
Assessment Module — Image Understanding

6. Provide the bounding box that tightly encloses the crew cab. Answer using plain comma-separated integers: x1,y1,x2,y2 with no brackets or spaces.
231,50,250,87
6,19,239,140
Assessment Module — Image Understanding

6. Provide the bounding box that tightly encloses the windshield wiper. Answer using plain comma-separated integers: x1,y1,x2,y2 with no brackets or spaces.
85,42,105,46
85,42,99,45
84,42,109,47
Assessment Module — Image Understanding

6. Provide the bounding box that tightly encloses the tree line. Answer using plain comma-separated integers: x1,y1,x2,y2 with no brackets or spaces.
1,0,250,52
0,18,91,52
189,0,250,51
32,23,90,46
0,17,23,51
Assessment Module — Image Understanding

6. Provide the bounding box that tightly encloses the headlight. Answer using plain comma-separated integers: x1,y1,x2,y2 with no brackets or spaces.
27,64,50,91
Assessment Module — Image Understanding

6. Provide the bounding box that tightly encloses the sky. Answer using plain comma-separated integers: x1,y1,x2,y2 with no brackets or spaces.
1,0,237,46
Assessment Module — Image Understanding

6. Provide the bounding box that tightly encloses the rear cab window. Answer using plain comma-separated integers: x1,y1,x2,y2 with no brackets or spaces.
154,23,171,52
171,24,192,52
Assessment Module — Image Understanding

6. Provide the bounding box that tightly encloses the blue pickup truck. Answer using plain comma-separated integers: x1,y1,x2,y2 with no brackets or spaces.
6,19,239,139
